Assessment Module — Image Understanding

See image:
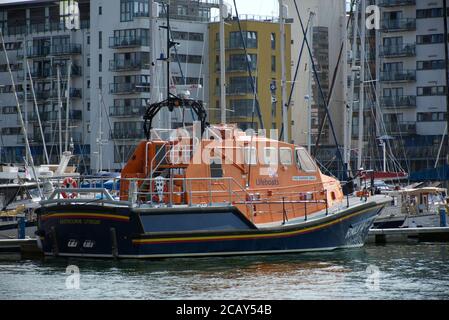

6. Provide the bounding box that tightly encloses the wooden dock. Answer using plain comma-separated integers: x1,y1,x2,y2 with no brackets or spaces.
0,238,42,257
368,227,449,244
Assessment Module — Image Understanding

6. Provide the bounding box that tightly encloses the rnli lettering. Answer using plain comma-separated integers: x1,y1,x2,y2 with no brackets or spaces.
60,219,101,225
256,179,280,186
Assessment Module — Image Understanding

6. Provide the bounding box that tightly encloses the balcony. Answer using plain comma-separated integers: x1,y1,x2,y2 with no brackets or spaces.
379,44,416,58
29,110,82,122
378,0,415,7
109,37,145,49
380,19,416,32
51,44,82,56
29,132,82,145
109,83,151,95
109,106,147,117
380,70,416,82
384,121,416,135
23,65,82,80
109,60,148,72
380,95,416,109
110,130,145,140
27,46,51,58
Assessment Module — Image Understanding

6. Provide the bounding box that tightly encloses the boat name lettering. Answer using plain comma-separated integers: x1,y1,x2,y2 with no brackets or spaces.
256,179,280,186
60,219,101,225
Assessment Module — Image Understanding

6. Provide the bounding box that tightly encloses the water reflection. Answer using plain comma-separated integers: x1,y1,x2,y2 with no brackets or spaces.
1,244,449,300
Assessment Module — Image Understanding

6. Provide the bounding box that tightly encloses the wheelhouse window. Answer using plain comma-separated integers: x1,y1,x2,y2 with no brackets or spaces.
263,147,278,165
280,148,293,166
244,147,257,165
296,148,317,172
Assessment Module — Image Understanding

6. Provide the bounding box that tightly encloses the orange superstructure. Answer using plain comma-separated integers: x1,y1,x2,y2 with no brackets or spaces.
120,125,344,225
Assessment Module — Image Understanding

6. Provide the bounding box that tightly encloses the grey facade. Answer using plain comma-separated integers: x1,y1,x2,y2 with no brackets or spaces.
0,0,215,173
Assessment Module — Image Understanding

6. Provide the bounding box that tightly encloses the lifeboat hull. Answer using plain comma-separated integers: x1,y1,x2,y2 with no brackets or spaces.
36,201,385,259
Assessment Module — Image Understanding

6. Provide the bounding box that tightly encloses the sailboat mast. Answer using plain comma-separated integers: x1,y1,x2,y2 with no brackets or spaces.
65,60,72,152
342,0,349,171
57,64,63,160
26,59,50,164
0,30,43,198
346,0,359,172
279,0,289,143
166,3,171,101
357,0,366,171
307,12,314,153
219,0,226,124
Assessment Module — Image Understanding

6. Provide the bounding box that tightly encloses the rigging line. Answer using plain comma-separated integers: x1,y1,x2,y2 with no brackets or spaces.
194,32,207,101
435,123,447,169
232,0,264,130
99,90,123,166
292,0,347,181
358,29,407,175
314,0,357,153
278,12,312,141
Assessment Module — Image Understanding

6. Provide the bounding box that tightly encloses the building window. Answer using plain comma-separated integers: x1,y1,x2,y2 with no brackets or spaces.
417,34,444,45
271,33,276,50
271,56,276,73
87,102,91,111
99,31,102,49
99,54,102,72
120,0,133,21
177,5,188,16
99,77,102,89
417,60,445,70
417,112,448,122
229,31,258,49
87,35,90,45
228,54,257,72
417,86,447,96
99,6,102,15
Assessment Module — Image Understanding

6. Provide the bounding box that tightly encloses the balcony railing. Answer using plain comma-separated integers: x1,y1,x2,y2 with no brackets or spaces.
29,110,82,122
21,88,82,101
23,65,82,80
378,0,416,7
380,19,416,32
27,46,51,58
379,44,416,58
380,70,416,82
380,95,417,109
29,132,82,144
109,83,151,94
109,60,148,72
109,37,146,49
109,106,147,117
51,44,82,56
110,130,145,140
384,121,416,135
26,44,81,58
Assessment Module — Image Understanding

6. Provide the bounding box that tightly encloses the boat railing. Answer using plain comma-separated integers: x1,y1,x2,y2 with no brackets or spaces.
39,175,330,222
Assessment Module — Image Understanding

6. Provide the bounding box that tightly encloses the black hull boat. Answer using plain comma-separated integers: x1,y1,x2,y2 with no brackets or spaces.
36,195,388,259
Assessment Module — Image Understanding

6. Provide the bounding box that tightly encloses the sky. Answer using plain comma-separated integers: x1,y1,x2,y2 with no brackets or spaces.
0,0,280,16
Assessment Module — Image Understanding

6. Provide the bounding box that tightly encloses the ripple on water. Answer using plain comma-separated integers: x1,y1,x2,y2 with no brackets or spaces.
1,244,449,299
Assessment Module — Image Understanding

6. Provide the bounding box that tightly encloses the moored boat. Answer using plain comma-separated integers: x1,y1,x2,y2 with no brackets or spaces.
35,96,390,259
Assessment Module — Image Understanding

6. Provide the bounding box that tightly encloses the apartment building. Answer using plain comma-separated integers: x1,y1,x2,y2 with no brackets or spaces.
376,0,448,173
208,15,292,135
0,0,217,173
285,0,347,176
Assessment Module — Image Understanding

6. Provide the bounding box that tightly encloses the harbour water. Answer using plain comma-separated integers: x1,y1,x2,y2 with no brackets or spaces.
0,244,448,300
